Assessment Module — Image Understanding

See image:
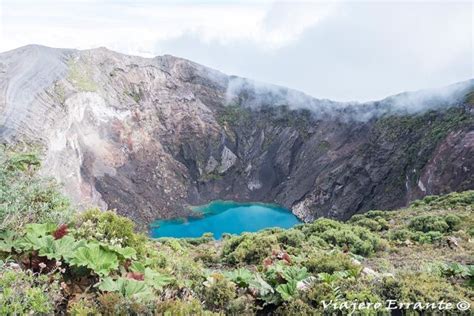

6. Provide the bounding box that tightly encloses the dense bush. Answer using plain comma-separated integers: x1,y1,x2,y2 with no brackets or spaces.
412,231,444,244
155,299,217,315
409,214,461,233
67,297,99,315
304,282,339,309
0,149,73,231
396,273,471,304
0,267,62,315
350,210,390,232
320,225,382,256
388,228,415,241
221,233,279,264
303,252,361,275
276,228,305,247
201,273,237,311
274,299,315,315
301,218,342,235
73,209,147,255
389,228,445,244
301,218,383,256
410,191,474,208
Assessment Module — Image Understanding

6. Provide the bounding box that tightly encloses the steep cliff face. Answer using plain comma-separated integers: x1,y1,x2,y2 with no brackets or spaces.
1,45,473,226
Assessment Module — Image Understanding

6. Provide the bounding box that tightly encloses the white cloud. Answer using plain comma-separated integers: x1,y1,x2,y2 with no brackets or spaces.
0,0,471,101
0,1,333,55
259,2,335,48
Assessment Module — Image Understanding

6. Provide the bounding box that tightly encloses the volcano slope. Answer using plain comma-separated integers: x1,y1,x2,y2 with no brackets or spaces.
0,44,473,226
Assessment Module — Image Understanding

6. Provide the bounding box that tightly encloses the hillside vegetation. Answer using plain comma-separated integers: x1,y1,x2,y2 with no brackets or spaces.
0,148,473,315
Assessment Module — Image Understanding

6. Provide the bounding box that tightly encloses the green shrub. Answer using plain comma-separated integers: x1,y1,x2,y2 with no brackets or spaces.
351,217,389,231
73,209,147,255
345,289,382,304
388,229,415,241
301,218,343,235
304,282,340,309
201,273,237,311
304,252,360,275
376,276,403,301
184,232,214,245
155,299,217,315
0,150,73,231
277,228,306,247
96,292,152,315
274,299,315,316
194,244,220,264
444,214,462,231
67,297,99,316
320,226,382,256
363,210,390,219
301,218,382,256
409,215,461,233
157,246,206,287
222,233,279,264
0,268,62,315
411,191,474,208
351,210,390,229
350,210,390,231
397,273,471,304
226,295,256,315
412,231,443,244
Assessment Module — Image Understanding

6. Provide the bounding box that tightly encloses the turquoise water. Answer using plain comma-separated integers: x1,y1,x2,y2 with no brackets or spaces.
150,200,301,239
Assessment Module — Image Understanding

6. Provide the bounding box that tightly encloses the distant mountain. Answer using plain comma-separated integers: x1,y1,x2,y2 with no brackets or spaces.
1,44,473,226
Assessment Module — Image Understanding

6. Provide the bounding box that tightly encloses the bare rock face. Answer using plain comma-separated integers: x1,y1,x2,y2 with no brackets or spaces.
0,45,473,227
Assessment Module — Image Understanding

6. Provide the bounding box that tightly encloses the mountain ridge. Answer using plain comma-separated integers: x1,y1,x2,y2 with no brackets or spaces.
1,44,471,109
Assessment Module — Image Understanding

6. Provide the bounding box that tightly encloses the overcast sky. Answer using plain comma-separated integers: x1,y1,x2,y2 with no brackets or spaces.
0,0,472,101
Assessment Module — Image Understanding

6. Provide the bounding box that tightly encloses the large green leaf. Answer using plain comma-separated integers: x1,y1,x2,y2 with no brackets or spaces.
317,271,348,284
19,234,53,251
16,223,58,251
69,243,119,276
123,279,153,300
276,280,298,301
130,261,146,273
144,268,174,290
281,266,310,282
225,268,254,287
97,276,121,292
97,277,154,301
0,231,22,252
25,223,56,237
38,236,85,261
102,244,137,260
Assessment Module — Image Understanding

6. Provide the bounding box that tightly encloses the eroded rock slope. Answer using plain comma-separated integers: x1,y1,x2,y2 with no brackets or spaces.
1,45,473,226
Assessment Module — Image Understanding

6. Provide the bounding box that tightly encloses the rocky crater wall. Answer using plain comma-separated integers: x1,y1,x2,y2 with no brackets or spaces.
1,45,473,227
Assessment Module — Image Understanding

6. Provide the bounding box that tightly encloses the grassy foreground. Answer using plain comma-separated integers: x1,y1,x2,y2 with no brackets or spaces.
0,149,473,315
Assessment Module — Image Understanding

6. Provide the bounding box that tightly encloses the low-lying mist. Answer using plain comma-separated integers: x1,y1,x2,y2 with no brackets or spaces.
225,76,474,122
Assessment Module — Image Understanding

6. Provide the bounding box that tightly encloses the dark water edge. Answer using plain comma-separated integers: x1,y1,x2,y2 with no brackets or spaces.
150,200,301,239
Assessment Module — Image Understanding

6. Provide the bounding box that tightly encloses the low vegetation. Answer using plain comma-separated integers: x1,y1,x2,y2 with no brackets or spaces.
67,59,98,92
0,148,473,314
